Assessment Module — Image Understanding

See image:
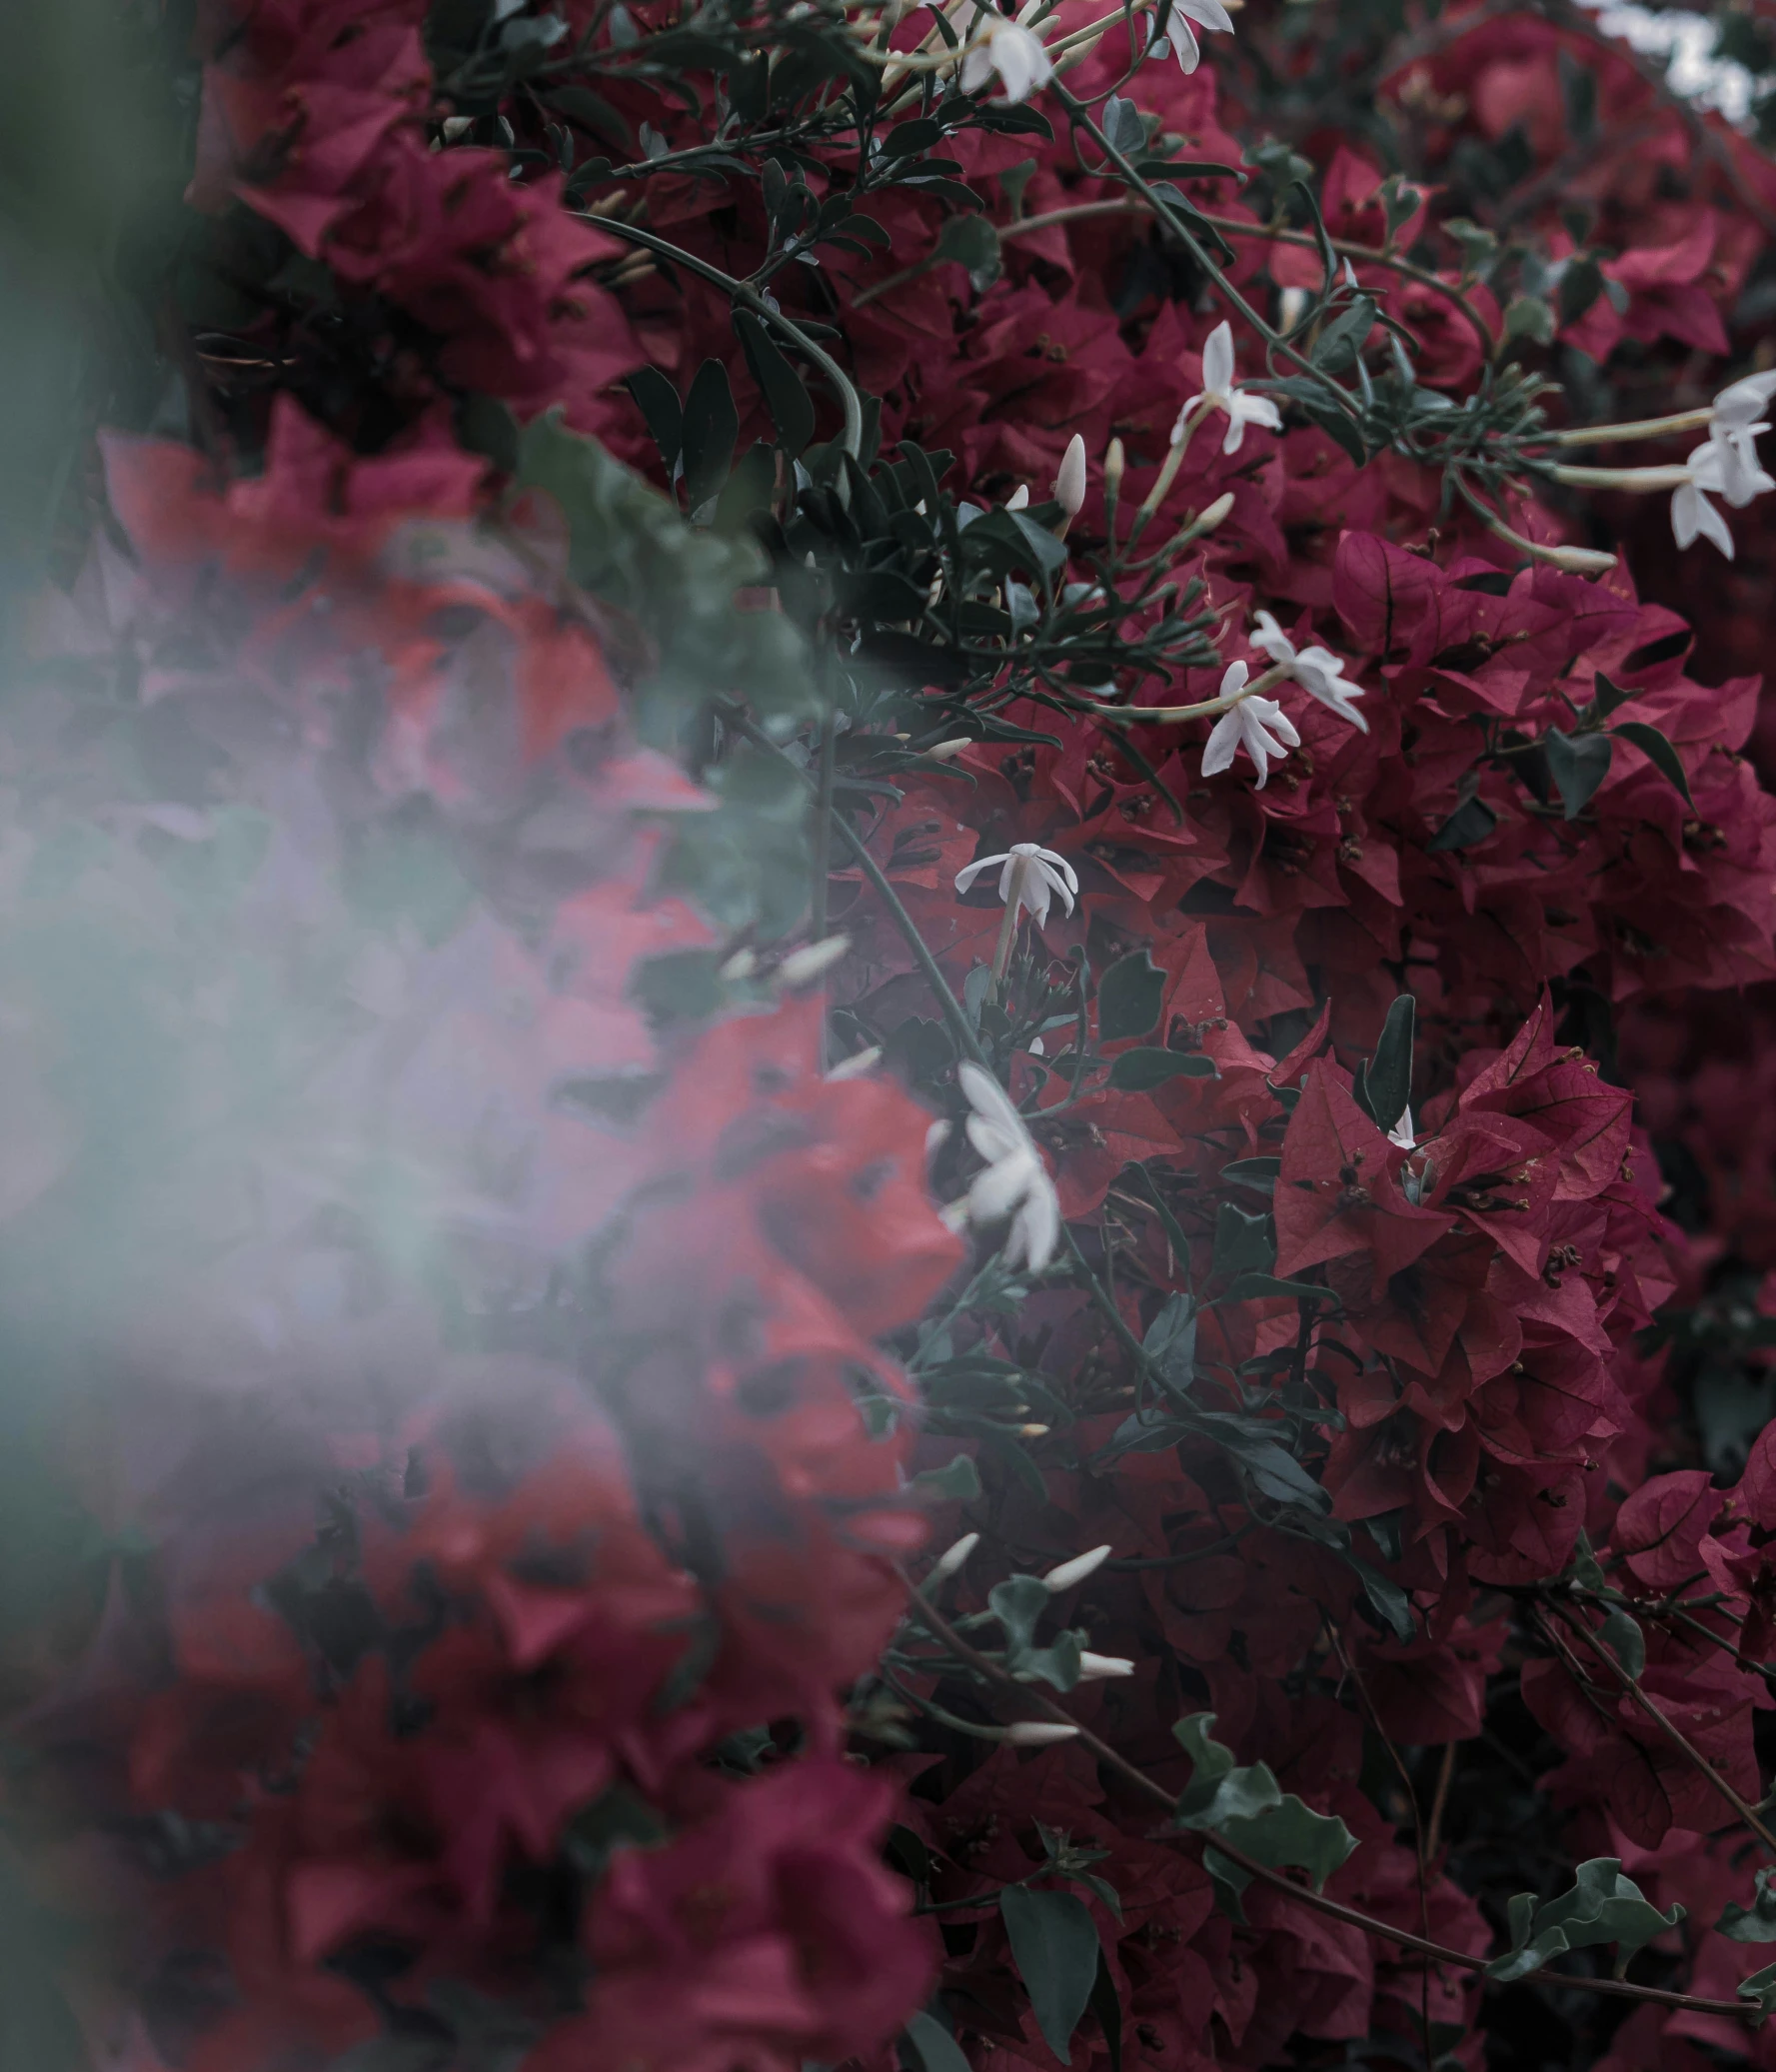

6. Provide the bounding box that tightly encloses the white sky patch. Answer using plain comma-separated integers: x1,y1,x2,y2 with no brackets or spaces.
1582,0,1763,125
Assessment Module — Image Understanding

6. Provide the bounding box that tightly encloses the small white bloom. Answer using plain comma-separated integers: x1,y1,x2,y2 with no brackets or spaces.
1249,610,1368,733
1041,1543,1112,1592
1386,1105,1415,1150
959,14,1053,102
1671,439,1774,559
1708,370,1776,499
777,933,851,987
1005,1720,1081,1745
1053,433,1087,518
953,841,1078,927
930,1531,980,1581
956,1060,1061,1273
1077,1650,1136,1679
1149,0,1234,72
1199,661,1299,789
1177,320,1283,455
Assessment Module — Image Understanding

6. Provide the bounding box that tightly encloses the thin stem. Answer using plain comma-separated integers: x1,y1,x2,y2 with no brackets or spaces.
1552,1602,1776,1859
1550,407,1716,448
988,857,1029,989
1050,85,1361,418
586,217,864,458
1086,659,1290,727
892,1574,1754,2022
1549,462,1693,491
810,703,838,943
1451,473,1617,574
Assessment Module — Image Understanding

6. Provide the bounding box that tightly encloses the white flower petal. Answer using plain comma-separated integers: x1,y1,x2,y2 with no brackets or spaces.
954,852,1010,895
1200,704,1242,778
1201,321,1234,401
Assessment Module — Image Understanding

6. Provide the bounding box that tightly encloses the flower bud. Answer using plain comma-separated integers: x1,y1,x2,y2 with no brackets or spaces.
1185,492,1235,541
1542,544,1618,575
924,738,973,763
719,948,759,982
777,934,851,988
826,1044,882,1080
1103,436,1125,504
1041,1543,1111,1592
1053,433,1087,520
1077,1651,1135,1679
1005,484,1030,512
930,1531,979,1581
1005,1720,1081,1745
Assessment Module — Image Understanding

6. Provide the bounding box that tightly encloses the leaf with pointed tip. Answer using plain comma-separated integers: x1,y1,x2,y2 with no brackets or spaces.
1485,1858,1683,1982
1098,951,1165,1040
1108,1046,1217,1089
1720,1868,1776,1943
1543,727,1613,819
1612,720,1694,807
998,1887,1100,2065
901,2010,971,2072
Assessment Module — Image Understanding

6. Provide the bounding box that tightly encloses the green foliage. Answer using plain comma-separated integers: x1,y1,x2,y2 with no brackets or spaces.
1484,1859,1683,1983
1172,1713,1359,1911
997,1886,1101,2064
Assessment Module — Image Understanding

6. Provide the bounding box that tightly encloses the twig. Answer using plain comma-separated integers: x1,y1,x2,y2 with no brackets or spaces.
894,1574,1757,2022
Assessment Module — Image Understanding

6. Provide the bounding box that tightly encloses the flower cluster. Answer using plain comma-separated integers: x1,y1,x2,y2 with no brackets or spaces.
11,0,1776,2066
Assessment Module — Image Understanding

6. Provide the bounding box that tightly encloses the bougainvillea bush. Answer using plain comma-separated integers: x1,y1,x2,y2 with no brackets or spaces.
15,0,1776,2066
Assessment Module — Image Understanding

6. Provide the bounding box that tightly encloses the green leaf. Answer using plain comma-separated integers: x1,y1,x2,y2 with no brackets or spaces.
681,357,739,511
1720,1868,1776,1943
1172,1713,1358,1893
1212,1202,1274,1278
1142,1292,1196,1394
987,1574,1053,1657
998,1887,1101,2065
1349,1557,1415,1643
734,310,816,459
1191,1410,1330,1511
1738,1958,1776,2023
901,2010,972,2072
1596,1604,1645,1681
627,364,683,472
1100,94,1147,155
1542,727,1613,818
1107,1046,1217,1089
1088,1950,1122,2072
1612,720,1694,807
1588,670,1639,722
910,1452,982,1501
1219,1156,1280,1194
1485,1858,1683,1982
1353,993,1414,1132
931,211,1001,291
1427,789,1498,853
1098,951,1165,1041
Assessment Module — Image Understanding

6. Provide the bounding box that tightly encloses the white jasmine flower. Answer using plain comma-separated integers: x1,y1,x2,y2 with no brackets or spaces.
1707,370,1776,499
1053,433,1087,518
930,1531,980,1581
777,933,851,988
1249,610,1368,732
1077,1650,1136,1679
1386,1105,1415,1150
1199,661,1299,788
1671,439,1774,559
1042,1543,1112,1591
1150,0,1234,71
956,1061,1061,1272
1177,321,1283,455
953,842,1078,927
1005,1720,1080,1745
959,14,1053,102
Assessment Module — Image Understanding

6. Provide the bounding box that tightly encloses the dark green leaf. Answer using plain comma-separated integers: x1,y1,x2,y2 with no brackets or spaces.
1212,1202,1274,1279
1719,1868,1776,1943
1738,1958,1776,2022
1588,670,1639,721
1098,951,1165,1041
901,2010,972,2072
1088,1951,1123,2072
1355,993,1414,1132
1100,94,1147,155
1350,1557,1414,1643
627,364,683,472
1219,1156,1280,1194
1486,1858,1683,1982
681,357,739,511
910,1453,982,1501
1597,1604,1645,1680
1107,1046,1218,1089
735,310,816,458
1427,790,1498,853
1612,720,1694,807
884,117,944,156
1542,727,1613,818
998,1887,1100,2065
1172,1714,1358,1891
1142,1292,1196,1393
